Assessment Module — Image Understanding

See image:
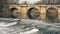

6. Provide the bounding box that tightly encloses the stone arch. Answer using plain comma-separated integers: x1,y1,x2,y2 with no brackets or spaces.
27,7,40,19
46,7,58,19
9,7,19,18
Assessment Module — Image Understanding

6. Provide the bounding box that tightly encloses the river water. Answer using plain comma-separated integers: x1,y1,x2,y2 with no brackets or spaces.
0,18,60,34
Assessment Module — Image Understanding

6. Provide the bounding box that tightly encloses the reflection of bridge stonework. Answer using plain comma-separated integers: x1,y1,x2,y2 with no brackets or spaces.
2,5,60,21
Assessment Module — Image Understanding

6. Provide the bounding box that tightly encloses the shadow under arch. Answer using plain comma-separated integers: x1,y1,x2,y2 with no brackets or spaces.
46,7,58,19
27,7,40,19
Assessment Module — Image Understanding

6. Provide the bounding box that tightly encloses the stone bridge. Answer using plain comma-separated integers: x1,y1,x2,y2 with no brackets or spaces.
2,4,60,22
